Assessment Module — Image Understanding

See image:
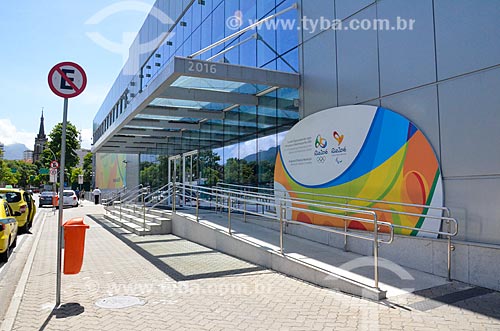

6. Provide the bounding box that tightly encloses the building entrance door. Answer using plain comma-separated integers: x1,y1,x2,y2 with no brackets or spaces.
168,150,199,206
182,150,198,204
168,155,181,207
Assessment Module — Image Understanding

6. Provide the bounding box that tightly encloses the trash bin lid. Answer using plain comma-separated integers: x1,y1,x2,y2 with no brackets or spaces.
63,217,89,228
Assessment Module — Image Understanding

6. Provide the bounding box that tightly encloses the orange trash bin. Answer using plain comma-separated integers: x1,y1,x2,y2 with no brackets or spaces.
63,217,90,274
52,195,59,207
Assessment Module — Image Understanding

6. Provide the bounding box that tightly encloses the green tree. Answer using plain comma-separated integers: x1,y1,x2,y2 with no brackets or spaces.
83,152,93,183
140,163,160,187
224,158,240,184
257,160,275,186
2,160,37,188
199,151,222,186
224,158,257,185
70,167,83,186
47,122,81,169
0,161,16,186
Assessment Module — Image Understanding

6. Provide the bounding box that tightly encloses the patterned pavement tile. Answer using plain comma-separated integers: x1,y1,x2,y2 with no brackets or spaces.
4,204,500,331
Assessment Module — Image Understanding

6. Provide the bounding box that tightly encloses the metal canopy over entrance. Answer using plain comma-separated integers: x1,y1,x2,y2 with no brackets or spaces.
95,56,300,155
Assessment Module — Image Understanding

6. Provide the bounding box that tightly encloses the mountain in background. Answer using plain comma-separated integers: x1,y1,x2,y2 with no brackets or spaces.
3,143,29,160
243,146,278,163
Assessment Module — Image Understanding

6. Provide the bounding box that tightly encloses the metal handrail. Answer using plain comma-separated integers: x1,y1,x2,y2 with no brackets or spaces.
118,186,149,209
217,182,451,217
178,182,458,284
147,184,176,212
216,182,459,281
121,186,146,202
143,182,171,202
107,180,458,287
103,184,143,207
177,182,396,290
204,184,458,239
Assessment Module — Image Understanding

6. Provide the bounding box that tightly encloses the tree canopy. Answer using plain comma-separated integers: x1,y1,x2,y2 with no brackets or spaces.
46,122,81,169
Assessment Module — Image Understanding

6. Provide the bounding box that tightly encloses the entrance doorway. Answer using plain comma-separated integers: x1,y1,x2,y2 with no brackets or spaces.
168,150,199,206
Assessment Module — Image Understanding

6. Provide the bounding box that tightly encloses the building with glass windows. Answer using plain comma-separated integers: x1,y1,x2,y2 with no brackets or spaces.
92,0,500,247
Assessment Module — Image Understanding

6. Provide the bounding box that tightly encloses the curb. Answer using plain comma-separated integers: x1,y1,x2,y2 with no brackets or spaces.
0,212,47,331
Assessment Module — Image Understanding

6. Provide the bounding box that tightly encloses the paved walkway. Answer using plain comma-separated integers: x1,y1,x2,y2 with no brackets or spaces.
1,202,500,330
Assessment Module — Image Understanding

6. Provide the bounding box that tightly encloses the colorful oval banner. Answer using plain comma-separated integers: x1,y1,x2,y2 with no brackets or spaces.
274,105,443,237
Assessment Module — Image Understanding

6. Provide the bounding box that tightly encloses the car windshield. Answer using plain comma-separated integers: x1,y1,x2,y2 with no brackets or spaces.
0,192,22,203
41,192,56,196
63,191,74,197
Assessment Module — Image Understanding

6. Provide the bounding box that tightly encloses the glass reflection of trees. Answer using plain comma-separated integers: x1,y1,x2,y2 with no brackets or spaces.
140,152,276,189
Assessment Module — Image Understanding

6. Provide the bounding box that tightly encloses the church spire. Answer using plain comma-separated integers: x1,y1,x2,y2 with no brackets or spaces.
33,107,48,162
37,108,46,139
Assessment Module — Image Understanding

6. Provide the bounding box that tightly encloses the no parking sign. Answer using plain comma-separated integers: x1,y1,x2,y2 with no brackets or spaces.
48,62,87,98
48,61,87,306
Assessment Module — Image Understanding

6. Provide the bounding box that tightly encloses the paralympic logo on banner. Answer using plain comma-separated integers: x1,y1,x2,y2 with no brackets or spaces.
333,131,344,145
274,105,444,238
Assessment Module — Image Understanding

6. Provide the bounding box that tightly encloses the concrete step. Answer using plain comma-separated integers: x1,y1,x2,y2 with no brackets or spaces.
106,208,172,235
110,207,167,223
110,205,171,223
103,214,150,236
108,209,160,228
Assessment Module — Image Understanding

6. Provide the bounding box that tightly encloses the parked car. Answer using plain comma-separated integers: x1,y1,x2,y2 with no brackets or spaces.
61,190,79,207
39,191,57,207
0,188,36,232
0,198,20,262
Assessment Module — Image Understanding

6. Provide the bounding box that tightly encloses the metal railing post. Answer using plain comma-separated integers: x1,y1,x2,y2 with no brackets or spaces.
447,219,452,281
172,182,176,213
119,194,122,221
344,198,348,251
280,204,284,254
373,214,379,291
214,189,218,213
196,192,200,222
228,196,232,235
243,200,247,223
142,192,146,233
344,220,348,251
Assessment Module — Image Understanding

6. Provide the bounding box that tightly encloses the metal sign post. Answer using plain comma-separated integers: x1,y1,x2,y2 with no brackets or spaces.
48,61,87,307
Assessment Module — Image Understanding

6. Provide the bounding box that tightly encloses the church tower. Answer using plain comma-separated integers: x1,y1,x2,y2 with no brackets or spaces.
33,110,48,162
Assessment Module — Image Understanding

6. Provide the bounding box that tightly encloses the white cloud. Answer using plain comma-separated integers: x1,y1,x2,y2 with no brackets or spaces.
0,119,36,148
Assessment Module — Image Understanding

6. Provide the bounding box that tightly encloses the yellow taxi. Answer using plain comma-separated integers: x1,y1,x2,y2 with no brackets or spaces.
0,188,36,232
0,198,19,262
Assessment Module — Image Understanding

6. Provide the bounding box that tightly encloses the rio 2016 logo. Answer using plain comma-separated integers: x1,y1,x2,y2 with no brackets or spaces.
333,131,344,145
315,135,328,148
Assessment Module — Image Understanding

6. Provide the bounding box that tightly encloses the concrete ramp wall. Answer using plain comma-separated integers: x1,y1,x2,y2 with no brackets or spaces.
171,213,385,300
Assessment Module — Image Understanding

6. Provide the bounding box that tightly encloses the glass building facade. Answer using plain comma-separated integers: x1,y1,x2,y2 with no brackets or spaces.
94,0,500,246
93,0,300,190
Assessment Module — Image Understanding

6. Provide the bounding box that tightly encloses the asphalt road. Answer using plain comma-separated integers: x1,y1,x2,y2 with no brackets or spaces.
0,195,48,321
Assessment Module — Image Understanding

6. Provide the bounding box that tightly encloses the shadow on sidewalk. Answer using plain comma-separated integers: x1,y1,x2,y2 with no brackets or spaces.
388,282,500,320
39,303,84,331
88,215,264,282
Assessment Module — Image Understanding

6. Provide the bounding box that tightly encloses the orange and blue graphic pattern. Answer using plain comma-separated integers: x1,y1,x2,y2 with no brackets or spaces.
275,107,442,236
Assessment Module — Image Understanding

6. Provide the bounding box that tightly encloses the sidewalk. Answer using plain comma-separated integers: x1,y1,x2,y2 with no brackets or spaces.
1,202,500,330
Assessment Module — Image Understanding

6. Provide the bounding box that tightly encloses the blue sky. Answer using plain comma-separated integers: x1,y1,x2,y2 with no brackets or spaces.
0,0,156,149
